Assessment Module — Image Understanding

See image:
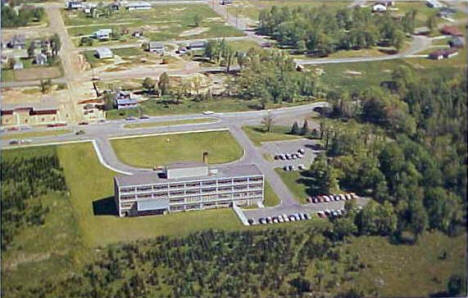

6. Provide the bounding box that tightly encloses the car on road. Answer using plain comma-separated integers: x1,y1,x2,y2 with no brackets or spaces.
125,117,137,121
203,111,215,115
139,115,150,119
78,121,89,125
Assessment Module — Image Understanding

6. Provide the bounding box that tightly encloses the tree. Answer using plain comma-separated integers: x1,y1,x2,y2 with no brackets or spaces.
308,153,334,195
158,72,170,96
447,274,466,297
50,33,61,57
7,58,16,70
193,14,201,27
426,14,438,33
40,79,52,94
103,92,115,110
290,121,299,135
262,112,274,132
300,120,309,135
408,199,428,242
142,77,155,93
28,42,35,58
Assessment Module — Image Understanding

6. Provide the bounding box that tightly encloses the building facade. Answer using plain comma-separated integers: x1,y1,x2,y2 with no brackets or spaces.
1,102,65,127
114,162,264,217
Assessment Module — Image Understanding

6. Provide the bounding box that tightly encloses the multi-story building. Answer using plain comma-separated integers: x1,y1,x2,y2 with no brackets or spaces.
114,162,264,217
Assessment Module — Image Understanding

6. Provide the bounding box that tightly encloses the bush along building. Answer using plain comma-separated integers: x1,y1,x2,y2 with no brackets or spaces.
113,160,264,217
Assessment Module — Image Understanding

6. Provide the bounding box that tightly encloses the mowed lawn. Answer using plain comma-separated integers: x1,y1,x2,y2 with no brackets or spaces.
110,130,244,168
1,129,72,140
243,125,302,146
275,168,309,204
57,142,244,247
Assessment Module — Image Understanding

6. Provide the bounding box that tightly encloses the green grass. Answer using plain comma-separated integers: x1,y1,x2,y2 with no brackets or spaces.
242,125,302,146
82,50,111,67
229,39,262,52
112,47,143,57
264,180,280,207
106,97,311,119
275,168,309,204
1,69,15,82
64,4,244,43
124,117,217,129
1,129,72,140
346,231,467,296
110,130,244,167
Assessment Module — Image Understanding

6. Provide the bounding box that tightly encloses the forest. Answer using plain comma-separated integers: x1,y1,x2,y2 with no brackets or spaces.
303,66,466,242
0,151,67,251
258,6,415,55
1,3,45,28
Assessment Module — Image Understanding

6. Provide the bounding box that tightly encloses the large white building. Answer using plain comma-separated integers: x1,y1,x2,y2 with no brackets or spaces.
114,162,264,217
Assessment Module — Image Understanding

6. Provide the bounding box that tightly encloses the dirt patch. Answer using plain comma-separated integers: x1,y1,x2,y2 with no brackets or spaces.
3,252,51,271
179,27,209,37
14,67,62,81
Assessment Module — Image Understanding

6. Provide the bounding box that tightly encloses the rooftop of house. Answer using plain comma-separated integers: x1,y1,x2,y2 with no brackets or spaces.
96,47,113,56
149,41,164,48
115,164,263,187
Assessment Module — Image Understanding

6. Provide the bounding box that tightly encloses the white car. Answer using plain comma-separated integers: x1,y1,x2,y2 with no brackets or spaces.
203,111,215,115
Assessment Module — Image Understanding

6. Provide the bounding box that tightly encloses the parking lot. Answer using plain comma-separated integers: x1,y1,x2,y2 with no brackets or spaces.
243,197,369,225
260,139,321,170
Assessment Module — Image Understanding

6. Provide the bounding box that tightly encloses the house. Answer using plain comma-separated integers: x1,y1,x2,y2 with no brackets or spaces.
444,49,458,58
95,47,113,59
426,0,443,8
372,3,387,12
13,59,23,70
448,37,464,48
437,8,455,18
429,50,444,60
124,1,151,10
66,1,83,9
94,29,112,40
148,41,164,54
8,35,26,49
34,53,48,65
428,49,459,60
132,31,143,38
189,41,207,50
440,26,463,37
114,91,139,109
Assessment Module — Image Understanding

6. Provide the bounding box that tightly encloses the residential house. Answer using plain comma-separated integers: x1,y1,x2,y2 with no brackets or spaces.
114,91,139,109
8,35,26,49
124,1,151,10
148,41,164,54
428,49,459,60
66,1,83,9
440,26,463,37
95,47,113,59
448,37,464,48
426,0,443,8
13,59,24,70
189,41,207,50
372,3,387,12
34,53,48,65
94,29,112,40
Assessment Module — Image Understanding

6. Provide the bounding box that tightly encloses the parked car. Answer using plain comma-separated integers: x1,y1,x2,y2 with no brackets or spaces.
285,154,291,160
298,164,305,170
125,117,136,121
289,215,296,221
9,139,19,145
203,111,215,115
283,165,289,171
139,115,150,119
345,193,352,200
78,121,89,125
289,165,294,171
273,217,278,224
259,218,265,224
283,214,289,222
317,211,325,218
298,148,305,154
248,218,254,225
303,213,310,220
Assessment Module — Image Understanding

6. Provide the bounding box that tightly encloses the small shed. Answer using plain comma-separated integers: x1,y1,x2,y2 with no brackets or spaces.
148,41,164,54
95,47,113,59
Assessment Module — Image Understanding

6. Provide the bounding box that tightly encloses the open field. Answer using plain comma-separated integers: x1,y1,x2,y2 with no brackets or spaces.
124,117,217,129
243,125,302,146
13,66,62,81
111,130,244,167
64,4,243,45
1,129,72,140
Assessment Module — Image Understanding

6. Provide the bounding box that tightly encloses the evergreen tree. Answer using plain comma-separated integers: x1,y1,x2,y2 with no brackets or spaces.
290,121,299,135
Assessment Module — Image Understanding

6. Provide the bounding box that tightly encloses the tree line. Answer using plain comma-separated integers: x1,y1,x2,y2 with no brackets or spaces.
1,3,45,28
258,6,416,55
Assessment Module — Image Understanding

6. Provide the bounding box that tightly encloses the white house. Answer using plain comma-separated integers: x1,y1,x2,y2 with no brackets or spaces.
372,3,387,12
426,0,443,8
125,1,151,10
95,47,113,59
66,1,83,9
148,41,164,54
94,29,112,40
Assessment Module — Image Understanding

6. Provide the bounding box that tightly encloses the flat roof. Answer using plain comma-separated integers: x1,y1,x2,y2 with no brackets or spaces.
115,164,263,187
166,161,207,170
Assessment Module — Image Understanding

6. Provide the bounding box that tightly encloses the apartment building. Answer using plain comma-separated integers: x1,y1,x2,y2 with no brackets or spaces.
114,162,264,217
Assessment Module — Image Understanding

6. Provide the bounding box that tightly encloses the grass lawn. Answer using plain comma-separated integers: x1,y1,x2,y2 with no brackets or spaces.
1,69,15,82
106,97,313,119
64,4,244,44
242,125,302,146
346,231,467,296
264,180,280,207
110,130,244,167
124,117,217,129
228,39,262,52
275,168,309,204
1,129,72,140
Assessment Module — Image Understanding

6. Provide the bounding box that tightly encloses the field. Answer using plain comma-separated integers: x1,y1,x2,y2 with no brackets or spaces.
1,144,466,297
110,130,244,167
243,125,302,146
64,4,244,45
124,117,217,129
264,180,280,206
1,129,72,140
13,66,62,81
82,46,168,68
